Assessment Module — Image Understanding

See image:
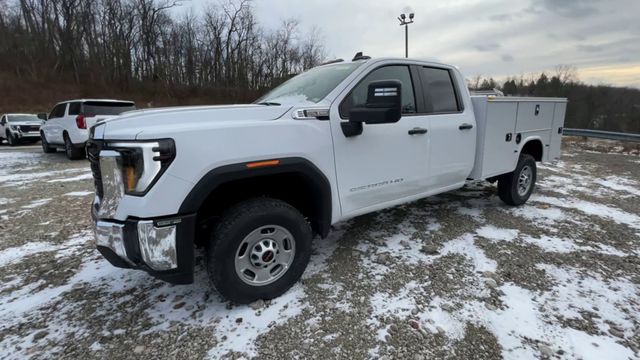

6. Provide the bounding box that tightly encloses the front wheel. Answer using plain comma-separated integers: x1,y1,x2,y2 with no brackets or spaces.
41,134,56,153
497,154,537,206
7,132,18,146
206,198,312,304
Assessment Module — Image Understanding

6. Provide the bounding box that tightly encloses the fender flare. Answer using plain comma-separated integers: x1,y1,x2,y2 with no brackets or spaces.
178,157,333,238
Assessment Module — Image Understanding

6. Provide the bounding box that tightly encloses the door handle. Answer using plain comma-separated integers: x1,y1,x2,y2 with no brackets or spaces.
408,127,428,135
459,123,474,130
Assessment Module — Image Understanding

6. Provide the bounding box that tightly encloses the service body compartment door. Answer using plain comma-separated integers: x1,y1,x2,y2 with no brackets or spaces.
481,101,519,178
515,102,554,133
548,102,566,160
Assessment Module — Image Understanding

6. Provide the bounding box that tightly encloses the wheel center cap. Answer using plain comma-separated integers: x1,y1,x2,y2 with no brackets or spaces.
262,251,274,263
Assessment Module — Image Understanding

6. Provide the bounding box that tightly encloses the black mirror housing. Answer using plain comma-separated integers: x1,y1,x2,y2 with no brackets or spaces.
37,113,48,120
348,80,402,125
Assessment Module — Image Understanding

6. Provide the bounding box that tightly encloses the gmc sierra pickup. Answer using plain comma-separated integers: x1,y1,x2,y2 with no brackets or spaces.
88,55,566,303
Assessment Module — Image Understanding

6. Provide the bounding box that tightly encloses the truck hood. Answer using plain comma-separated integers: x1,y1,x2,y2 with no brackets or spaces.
97,104,291,140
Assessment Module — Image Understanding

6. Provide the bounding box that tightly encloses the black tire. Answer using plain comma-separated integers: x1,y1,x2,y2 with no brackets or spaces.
41,133,56,153
64,134,85,160
7,131,18,146
498,154,537,206
207,197,312,304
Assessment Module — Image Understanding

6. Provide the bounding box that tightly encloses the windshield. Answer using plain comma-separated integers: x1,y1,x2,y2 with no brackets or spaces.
256,62,363,104
83,101,136,116
9,115,39,122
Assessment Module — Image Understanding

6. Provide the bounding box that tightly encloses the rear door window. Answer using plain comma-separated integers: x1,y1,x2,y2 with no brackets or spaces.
420,67,461,113
81,101,136,116
68,102,81,115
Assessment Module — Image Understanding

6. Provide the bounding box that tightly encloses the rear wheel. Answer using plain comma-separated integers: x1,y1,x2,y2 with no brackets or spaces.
41,133,56,153
498,154,537,206
206,198,312,304
64,134,85,160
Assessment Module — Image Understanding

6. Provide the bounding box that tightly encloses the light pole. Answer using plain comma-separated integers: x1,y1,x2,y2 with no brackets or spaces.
398,13,414,58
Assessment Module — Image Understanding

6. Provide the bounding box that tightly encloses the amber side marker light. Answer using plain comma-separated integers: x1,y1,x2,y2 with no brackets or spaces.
125,166,136,192
246,159,280,169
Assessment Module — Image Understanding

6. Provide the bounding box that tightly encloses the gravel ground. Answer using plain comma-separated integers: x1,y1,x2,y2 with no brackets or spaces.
0,140,639,360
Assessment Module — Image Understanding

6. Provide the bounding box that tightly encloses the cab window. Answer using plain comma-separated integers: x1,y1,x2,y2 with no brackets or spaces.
340,65,416,118
420,67,461,113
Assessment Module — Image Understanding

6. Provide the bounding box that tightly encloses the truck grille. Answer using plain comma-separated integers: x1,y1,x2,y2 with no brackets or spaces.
86,140,104,199
20,125,39,132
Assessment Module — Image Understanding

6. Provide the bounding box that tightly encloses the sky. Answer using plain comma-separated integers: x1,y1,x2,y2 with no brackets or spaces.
182,0,640,88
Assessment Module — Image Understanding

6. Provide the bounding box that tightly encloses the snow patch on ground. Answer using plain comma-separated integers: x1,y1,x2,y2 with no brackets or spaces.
412,241,636,360
532,195,640,232
48,172,93,183
64,191,93,197
594,176,640,197
476,225,519,241
21,198,51,209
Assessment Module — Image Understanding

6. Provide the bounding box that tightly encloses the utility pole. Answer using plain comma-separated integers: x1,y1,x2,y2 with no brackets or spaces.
398,13,414,58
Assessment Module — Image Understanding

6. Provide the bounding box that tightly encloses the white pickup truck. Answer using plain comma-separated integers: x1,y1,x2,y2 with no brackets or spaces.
0,113,42,146
88,55,566,303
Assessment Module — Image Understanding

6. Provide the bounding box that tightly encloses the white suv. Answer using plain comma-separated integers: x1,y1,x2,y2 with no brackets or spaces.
40,99,135,159
0,113,42,146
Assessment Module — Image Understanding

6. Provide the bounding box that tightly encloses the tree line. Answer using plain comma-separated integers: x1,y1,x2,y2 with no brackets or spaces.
0,0,325,95
468,66,640,134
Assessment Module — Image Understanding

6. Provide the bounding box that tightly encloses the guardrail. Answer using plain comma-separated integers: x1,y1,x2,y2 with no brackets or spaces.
563,128,640,142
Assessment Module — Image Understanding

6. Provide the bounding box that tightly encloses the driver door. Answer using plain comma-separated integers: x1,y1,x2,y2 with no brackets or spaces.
330,64,431,217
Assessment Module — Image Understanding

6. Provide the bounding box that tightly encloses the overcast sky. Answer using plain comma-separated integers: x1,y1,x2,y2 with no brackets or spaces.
184,0,640,88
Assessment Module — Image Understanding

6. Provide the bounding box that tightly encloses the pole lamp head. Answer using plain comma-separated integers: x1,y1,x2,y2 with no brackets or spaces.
409,13,414,20
400,13,406,20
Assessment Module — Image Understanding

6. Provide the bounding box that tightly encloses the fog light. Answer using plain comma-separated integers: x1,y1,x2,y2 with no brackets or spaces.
95,221,132,264
138,220,178,270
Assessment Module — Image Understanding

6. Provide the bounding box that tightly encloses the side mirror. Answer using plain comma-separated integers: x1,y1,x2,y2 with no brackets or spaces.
350,80,402,124
342,80,402,137
37,113,48,121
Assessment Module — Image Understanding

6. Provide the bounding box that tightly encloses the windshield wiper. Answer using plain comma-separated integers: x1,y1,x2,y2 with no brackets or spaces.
256,101,281,106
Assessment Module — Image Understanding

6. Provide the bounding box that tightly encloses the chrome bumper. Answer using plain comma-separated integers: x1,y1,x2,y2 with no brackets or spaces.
92,214,195,284
94,219,179,271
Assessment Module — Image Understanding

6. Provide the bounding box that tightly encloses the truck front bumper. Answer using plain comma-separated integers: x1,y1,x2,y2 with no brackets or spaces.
14,131,40,139
93,213,196,284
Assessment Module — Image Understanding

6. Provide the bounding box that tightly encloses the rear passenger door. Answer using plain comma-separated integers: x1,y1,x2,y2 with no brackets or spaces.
418,67,476,190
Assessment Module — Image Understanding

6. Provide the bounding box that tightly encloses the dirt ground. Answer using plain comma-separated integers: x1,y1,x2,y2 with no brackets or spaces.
0,140,639,360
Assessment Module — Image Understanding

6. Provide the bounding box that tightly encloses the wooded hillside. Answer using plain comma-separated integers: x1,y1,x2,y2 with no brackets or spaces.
0,0,325,112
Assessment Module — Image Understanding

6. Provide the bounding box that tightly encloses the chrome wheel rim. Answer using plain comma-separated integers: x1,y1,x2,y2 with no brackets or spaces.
234,225,296,286
517,165,533,197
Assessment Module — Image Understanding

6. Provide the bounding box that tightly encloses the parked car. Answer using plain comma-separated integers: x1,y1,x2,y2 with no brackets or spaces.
87,55,566,303
0,113,42,146
40,99,136,159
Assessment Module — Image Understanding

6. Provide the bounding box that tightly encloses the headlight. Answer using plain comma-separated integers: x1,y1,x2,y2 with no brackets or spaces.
104,139,175,196
10,125,19,130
